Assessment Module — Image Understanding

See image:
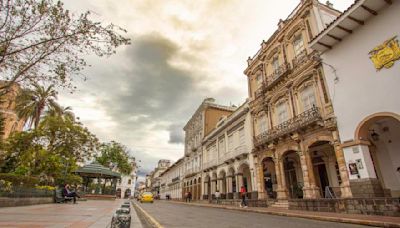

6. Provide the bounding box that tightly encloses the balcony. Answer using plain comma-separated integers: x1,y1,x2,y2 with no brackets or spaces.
254,106,323,147
265,63,290,90
220,145,249,163
203,160,217,170
292,49,308,69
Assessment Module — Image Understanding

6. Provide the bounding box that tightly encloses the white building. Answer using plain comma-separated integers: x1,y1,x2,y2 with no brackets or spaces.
310,0,400,197
116,157,138,198
159,158,185,200
202,101,257,200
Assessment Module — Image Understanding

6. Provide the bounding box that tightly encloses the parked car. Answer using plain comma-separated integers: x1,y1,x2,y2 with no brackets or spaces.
111,208,131,228
140,192,154,203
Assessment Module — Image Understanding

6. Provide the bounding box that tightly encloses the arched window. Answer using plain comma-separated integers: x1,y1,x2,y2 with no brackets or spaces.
293,34,305,57
276,101,289,124
301,86,316,111
257,114,268,135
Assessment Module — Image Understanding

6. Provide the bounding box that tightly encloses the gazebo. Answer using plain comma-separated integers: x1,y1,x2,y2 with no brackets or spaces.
75,162,121,199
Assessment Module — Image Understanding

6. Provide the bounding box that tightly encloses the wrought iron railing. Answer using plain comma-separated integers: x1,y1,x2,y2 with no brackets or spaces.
267,63,290,86
254,106,322,146
292,49,308,68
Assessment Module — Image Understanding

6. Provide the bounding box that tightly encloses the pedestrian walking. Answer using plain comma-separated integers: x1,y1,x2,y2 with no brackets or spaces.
240,185,247,208
215,189,221,204
187,191,192,203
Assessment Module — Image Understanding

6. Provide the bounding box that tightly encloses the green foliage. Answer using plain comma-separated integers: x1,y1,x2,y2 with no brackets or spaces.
35,185,56,191
96,141,132,175
54,174,82,187
16,83,60,129
0,115,98,184
0,173,39,187
0,0,130,91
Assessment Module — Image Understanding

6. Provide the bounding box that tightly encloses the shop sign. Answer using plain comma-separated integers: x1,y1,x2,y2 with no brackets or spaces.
369,36,400,70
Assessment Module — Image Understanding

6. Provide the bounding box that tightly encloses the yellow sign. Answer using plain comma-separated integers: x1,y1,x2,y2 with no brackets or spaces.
369,36,400,70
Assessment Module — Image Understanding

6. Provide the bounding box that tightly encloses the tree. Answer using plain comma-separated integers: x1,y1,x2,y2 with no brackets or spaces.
15,83,60,128
0,115,98,184
96,141,132,175
46,104,75,121
0,0,130,92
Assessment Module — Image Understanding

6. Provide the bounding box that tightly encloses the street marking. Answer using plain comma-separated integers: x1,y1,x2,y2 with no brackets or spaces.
132,202,164,228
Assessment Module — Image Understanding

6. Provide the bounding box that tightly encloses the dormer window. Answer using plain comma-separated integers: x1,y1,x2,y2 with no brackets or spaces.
293,34,305,57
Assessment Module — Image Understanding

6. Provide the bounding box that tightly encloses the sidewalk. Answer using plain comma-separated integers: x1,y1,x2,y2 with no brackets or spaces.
168,201,400,227
0,199,141,228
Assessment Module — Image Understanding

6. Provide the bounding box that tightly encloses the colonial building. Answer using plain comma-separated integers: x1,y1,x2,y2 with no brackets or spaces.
244,0,353,202
202,101,257,200
0,81,25,139
147,159,171,197
310,0,400,198
116,157,138,198
159,157,184,200
183,98,236,200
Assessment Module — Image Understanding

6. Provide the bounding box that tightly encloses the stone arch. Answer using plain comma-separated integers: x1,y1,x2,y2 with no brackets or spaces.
227,166,235,176
237,161,250,174
304,135,334,149
354,112,400,140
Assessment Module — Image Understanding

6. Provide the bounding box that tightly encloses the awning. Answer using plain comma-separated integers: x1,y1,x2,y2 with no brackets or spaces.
74,162,121,178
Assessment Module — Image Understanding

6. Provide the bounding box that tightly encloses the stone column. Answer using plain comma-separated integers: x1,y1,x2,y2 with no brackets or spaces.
303,150,321,198
274,158,288,199
257,163,267,199
334,142,353,198
298,150,315,199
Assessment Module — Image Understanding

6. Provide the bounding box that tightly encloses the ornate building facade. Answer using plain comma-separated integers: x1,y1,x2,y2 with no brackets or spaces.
310,0,400,198
159,158,184,200
182,98,236,200
244,0,352,201
201,101,257,200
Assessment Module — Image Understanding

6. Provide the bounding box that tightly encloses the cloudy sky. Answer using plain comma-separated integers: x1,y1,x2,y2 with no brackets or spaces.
60,0,353,179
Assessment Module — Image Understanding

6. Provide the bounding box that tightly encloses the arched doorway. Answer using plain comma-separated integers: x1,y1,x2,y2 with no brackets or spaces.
211,172,217,198
282,151,303,199
227,167,235,199
124,188,131,198
262,157,277,199
204,175,211,200
308,141,342,197
238,163,252,193
197,177,201,200
218,170,227,199
356,114,400,197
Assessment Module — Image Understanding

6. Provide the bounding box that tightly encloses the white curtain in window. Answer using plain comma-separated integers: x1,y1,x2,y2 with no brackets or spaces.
293,35,305,56
301,86,316,111
276,102,289,124
257,115,268,135
273,57,279,72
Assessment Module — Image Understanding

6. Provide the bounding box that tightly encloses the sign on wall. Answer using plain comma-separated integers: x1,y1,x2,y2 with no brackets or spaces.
369,36,400,70
349,163,359,175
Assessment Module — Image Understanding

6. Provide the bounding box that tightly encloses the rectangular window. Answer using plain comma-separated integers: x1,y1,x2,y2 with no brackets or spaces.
301,86,316,111
293,35,305,57
228,134,234,152
276,102,289,124
256,74,263,88
219,139,225,156
257,115,268,135
272,57,279,72
238,128,245,145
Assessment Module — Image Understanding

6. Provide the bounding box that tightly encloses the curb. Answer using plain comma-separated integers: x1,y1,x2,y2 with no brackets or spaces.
167,201,400,228
132,202,164,228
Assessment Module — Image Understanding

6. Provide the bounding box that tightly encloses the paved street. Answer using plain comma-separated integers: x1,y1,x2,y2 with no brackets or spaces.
0,199,142,228
136,201,375,228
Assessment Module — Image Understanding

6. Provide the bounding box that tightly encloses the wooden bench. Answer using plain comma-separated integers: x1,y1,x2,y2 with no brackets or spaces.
54,189,74,203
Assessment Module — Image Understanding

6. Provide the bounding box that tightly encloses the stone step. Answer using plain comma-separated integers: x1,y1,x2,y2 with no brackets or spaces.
270,200,289,209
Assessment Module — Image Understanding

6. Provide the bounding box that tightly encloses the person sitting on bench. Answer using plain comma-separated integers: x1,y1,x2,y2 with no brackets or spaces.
62,184,80,204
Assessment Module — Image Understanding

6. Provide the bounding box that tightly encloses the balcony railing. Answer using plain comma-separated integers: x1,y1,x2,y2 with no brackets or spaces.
203,160,217,170
220,145,248,163
254,106,322,147
292,49,308,69
266,63,290,88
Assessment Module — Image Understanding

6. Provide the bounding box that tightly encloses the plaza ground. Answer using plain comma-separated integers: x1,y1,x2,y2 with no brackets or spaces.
134,200,388,228
0,199,142,228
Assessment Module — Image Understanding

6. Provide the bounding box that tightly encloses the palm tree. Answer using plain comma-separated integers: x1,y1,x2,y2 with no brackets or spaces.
46,104,75,121
16,83,60,129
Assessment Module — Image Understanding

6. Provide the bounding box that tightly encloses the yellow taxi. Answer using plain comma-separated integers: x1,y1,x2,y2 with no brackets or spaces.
140,192,154,203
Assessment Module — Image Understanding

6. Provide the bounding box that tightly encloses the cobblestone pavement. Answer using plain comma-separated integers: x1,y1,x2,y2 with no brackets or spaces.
136,200,375,228
0,199,142,227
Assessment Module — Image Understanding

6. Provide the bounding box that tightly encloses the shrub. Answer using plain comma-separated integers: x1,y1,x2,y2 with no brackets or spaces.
0,173,39,187
55,174,82,187
35,185,56,191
